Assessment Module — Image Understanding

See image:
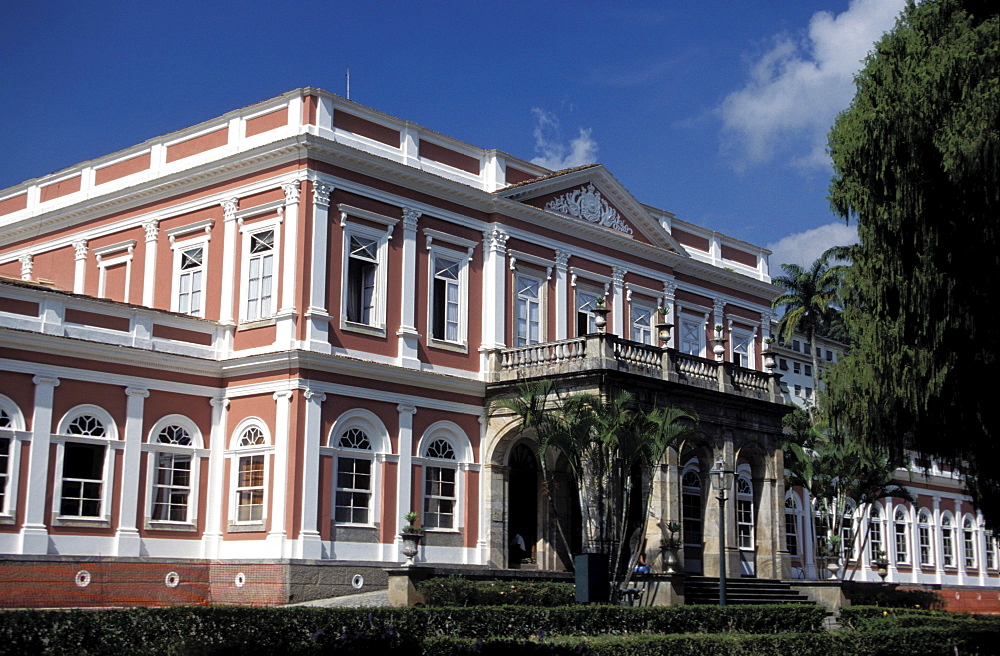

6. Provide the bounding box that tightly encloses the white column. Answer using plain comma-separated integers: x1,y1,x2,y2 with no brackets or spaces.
219,199,239,325
115,386,148,556
662,280,677,349
395,404,417,557
306,183,333,353
19,254,33,281
267,390,293,557
397,207,422,368
73,240,88,294
141,220,158,308
201,397,229,559
954,498,964,586
19,375,59,554
481,227,509,352
554,250,570,340
885,497,897,580
296,388,326,559
279,181,300,315
611,266,626,337
932,497,943,584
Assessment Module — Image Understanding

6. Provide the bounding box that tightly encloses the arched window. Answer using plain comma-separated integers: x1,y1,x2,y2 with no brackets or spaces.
681,466,702,550
328,410,390,528
918,509,934,567
868,505,884,561
417,421,473,532
784,494,800,557
229,420,271,526
963,515,977,569
893,506,910,565
941,513,955,568
736,472,754,551
57,406,117,521
147,416,202,525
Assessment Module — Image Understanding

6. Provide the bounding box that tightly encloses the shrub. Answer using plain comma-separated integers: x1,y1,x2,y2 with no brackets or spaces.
416,576,574,607
843,583,943,609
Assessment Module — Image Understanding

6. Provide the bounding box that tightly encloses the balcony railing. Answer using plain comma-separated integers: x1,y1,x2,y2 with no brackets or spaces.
488,333,782,404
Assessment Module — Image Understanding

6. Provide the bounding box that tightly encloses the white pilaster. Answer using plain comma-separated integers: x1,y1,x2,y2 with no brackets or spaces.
395,404,417,556
19,254,32,281
267,390,293,557
19,375,59,554
219,199,239,326
611,266,626,337
397,207,422,368
954,498,964,586
662,280,677,348
297,389,326,559
141,220,158,308
279,182,300,315
554,250,570,340
73,240,88,294
481,227,509,351
201,397,229,559
932,498,943,584
115,387,149,556
306,183,333,352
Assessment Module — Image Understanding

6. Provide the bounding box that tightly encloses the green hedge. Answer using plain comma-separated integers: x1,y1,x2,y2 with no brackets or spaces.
416,576,574,606
842,583,943,609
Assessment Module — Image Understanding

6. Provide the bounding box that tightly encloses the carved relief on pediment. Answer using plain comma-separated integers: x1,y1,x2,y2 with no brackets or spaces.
544,183,633,235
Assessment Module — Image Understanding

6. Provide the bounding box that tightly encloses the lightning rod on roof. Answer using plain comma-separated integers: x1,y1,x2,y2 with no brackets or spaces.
346,67,351,100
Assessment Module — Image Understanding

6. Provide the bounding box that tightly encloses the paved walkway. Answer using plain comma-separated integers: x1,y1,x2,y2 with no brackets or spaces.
287,589,391,608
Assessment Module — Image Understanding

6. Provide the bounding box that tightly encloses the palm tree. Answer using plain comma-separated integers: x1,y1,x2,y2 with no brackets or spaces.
771,250,846,404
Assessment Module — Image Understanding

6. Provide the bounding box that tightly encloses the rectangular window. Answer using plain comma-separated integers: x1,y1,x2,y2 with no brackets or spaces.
792,340,801,352
919,525,932,566
630,303,654,345
942,527,955,567
804,343,811,355
804,364,812,376
152,453,191,522
870,519,884,560
987,534,997,570
779,358,788,371
431,256,461,342
175,245,205,317
731,330,752,367
682,491,702,547
793,362,801,374
794,385,802,397
60,443,105,517
805,387,813,399
826,350,834,362
347,235,378,325
575,290,600,336
236,454,265,523
424,465,456,529
0,436,9,512
785,511,799,556
737,498,754,550
245,229,275,322
679,317,704,357
895,522,909,564
515,273,542,346
964,526,977,569
335,457,371,524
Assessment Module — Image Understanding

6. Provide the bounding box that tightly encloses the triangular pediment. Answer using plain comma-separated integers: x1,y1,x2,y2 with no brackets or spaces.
496,164,686,255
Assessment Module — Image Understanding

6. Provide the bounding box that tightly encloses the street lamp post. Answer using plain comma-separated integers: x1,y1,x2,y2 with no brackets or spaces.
710,456,734,606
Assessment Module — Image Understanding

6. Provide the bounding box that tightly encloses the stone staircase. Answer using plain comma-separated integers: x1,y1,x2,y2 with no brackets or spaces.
683,577,816,606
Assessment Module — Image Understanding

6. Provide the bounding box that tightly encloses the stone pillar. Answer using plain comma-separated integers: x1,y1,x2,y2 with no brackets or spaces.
73,240,88,294
297,388,326,559
397,208,422,368
932,497,943,584
19,375,59,554
554,250,570,340
485,462,508,568
202,397,229,559
267,390,293,557
481,227,509,351
141,220,158,307
306,183,334,353
611,266,626,337
219,199,239,326
953,498,964,587
279,182,300,315
395,404,417,558
661,280,676,349
114,387,149,556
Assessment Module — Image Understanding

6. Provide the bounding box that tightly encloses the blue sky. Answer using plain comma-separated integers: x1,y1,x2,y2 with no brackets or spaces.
0,1,906,268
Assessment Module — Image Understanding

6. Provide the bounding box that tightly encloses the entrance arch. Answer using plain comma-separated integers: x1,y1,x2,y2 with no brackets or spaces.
508,442,538,566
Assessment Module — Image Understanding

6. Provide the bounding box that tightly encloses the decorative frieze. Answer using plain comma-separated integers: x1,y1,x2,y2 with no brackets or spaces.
544,183,633,235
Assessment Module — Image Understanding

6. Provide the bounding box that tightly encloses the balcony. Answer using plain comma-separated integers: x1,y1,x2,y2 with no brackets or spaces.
487,333,782,404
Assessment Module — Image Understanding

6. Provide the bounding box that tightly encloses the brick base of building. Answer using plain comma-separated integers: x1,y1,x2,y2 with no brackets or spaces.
898,585,1000,614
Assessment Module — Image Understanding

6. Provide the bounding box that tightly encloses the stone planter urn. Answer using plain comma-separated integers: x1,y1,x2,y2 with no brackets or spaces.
824,556,841,578
655,322,673,345
400,531,423,566
662,548,680,574
592,306,610,332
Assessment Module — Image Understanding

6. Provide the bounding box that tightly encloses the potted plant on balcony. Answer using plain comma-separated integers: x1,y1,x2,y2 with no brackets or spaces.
762,337,777,370
591,297,610,332
712,324,727,360
399,511,424,566
872,548,890,582
655,307,673,345
818,535,843,578
659,521,683,573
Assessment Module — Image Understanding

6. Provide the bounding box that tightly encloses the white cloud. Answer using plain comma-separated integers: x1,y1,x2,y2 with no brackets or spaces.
719,0,905,170
529,108,598,170
767,222,858,271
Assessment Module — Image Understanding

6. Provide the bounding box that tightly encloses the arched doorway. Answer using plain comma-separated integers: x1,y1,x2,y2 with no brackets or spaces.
508,443,538,567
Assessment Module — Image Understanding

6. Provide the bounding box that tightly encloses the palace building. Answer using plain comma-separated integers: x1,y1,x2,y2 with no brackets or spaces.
0,87,994,609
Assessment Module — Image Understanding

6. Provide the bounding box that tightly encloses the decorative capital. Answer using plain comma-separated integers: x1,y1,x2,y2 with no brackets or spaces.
210,397,230,409
483,227,509,254
402,207,421,232
544,183,633,235
303,389,327,403
32,375,60,388
273,390,294,402
554,249,571,268
397,403,417,415
759,310,774,324
19,254,33,280
313,183,333,208
73,240,88,260
662,280,676,300
141,220,159,242
221,198,239,221
713,298,726,317
282,182,301,205
611,266,627,287
125,387,150,399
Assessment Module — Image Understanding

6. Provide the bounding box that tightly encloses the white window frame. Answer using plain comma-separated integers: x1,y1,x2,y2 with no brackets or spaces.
784,493,800,558
514,270,545,347
893,506,910,565
918,509,934,567
326,409,391,528
736,469,754,551
226,419,273,528
730,327,753,368
630,299,656,346
170,236,209,317
53,405,120,525
941,512,956,568
681,461,703,550
0,395,27,520
868,504,885,561
986,531,997,570
143,415,204,528
678,314,706,357
239,218,281,323
426,242,472,350
963,514,978,569
842,500,857,561
340,219,392,336
415,421,473,533
574,287,603,337
93,240,136,303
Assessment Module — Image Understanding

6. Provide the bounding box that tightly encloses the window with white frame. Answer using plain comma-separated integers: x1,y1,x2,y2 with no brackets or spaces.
736,473,754,550
423,438,457,529
731,329,752,367
986,531,997,570
0,408,11,514
334,428,373,525
869,505,885,560
630,302,654,345
347,235,378,325
575,288,601,336
148,421,199,524
918,509,934,566
941,513,955,567
679,316,704,357
681,467,702,549
57,409,116,520
785,495,799,557
243,227,277,322
963,516,977,569
841,502,856,560
514,272,543,346
429,252,465,344
173,242,206,316
232,424,269,525
894,506,910,564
